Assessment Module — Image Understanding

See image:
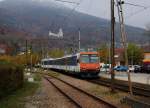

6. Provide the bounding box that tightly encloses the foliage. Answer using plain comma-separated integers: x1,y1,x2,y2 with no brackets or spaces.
0,81,39,108
0,62,24,99
127,43,144,65
48,48,64,58
0,53,41,66
98,44,110,63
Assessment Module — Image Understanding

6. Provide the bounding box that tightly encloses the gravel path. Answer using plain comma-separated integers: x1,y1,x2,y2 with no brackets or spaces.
24,78,78,108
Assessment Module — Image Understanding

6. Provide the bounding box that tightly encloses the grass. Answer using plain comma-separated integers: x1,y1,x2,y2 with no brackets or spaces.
33,73,42,81
0,75,41,108
47,70,60,77
88,85,130,108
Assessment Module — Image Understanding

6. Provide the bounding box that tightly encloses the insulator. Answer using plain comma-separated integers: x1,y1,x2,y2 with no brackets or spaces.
118,1,124,5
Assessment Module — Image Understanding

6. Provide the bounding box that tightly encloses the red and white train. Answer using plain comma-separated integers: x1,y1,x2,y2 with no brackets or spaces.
41,51,100,77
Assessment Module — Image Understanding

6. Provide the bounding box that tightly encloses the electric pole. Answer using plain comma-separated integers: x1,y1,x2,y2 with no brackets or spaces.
110,0,115,92
116,0,133,95
30,41,33,73
78,28,81,52
26,40,28,68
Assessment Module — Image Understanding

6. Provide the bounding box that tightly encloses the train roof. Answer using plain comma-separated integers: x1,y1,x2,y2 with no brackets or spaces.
42,53,79,61
41,51,99,61
41,58,54,61
80,51,98,55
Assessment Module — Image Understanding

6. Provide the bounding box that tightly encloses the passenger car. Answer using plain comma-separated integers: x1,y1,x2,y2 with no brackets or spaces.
129,65,135,72
134,65,141,73
114,65,128,71
100,64,110,72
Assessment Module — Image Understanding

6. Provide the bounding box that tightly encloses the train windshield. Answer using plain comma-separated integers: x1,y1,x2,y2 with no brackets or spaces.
90,55,99,63
80,55,90,63
80,54,99,63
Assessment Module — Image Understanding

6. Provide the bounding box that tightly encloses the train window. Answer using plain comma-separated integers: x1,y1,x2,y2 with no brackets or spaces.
44,61,48,65
72,56,77,65
80,55,90,63
48,60,51,65
80,54,99,63
90,55,99,63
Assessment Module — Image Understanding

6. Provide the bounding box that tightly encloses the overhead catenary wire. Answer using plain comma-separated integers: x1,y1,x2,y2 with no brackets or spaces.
51,0,83,52
52,0,83,27
55,0,80,5
126,6,150,19
124,2,147,9
114,1,150,19
48,0,83,36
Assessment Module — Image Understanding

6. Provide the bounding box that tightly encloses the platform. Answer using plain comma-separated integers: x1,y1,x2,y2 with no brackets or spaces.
99,72,150,85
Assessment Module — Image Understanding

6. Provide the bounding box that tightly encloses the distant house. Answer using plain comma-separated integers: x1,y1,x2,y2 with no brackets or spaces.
0,48,5,54
143,52,150,62
0,44,12,55
141,44,150,62
115,48,124,66
139,43,150,52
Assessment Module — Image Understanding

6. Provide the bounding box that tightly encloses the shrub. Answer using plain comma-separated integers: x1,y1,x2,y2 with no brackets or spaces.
0,61,24,99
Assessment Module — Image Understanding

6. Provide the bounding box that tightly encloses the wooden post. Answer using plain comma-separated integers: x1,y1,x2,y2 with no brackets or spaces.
116,0,133,95
110,0,115,92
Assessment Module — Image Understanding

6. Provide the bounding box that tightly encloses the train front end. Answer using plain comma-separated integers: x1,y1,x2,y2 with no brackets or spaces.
79,52,100,77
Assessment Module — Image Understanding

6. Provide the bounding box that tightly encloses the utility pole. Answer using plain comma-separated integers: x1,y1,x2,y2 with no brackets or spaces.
110,0,115,92
132,50,134,65
78,28,81,52
26,40,28,68
30,41,33,73
116,0,133,95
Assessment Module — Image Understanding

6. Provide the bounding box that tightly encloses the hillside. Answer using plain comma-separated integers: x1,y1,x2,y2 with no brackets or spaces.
0,0,149,50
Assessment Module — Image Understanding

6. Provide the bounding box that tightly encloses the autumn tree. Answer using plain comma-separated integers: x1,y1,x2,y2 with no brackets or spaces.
0,53,40,66
127,43,144,65
98,44,110,63
48,48,64,58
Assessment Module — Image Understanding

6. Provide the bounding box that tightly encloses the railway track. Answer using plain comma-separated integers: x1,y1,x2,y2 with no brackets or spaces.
44,75,117,108
88,77,150,97
37,70,150,97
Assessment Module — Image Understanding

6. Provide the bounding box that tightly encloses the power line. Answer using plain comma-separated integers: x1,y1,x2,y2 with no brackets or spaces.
55,0,79,5
114,1,150,19
50,0,83,50
126,6,150,19
48,0,83,32
124,2,147,9
52,0,83,24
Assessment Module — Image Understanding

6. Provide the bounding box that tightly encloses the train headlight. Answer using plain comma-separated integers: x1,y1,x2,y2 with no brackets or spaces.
96,67,100,70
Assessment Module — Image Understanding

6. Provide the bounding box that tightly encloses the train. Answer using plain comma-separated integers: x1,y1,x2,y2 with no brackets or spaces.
41,51,100,77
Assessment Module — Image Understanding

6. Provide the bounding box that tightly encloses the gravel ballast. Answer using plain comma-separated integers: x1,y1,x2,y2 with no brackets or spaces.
24,78,78,108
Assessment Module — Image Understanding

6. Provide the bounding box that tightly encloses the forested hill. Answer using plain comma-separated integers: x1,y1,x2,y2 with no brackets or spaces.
0,0,149,48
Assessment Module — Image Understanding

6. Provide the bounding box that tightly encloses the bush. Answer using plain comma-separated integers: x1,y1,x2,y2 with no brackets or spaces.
0,61,24,99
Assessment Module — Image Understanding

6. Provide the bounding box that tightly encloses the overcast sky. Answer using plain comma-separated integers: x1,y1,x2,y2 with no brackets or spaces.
0,0,150,29
56,0,150,29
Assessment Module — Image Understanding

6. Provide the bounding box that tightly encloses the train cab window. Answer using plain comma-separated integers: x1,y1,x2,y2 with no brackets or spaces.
80,54,99,63
80,55,90,63
90,55,99,63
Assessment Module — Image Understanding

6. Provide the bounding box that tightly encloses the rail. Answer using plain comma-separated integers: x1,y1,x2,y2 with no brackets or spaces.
44,75,117,108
